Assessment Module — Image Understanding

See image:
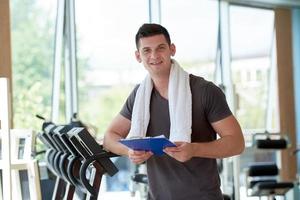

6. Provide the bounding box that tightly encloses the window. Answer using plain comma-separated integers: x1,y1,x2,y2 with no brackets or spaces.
75,0,148,196
161,0,218,81
11,0,57,130
230,6,276,132
229,6,278,199
76,0,148,136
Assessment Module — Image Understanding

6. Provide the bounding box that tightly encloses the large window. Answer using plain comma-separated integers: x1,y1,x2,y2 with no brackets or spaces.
229,5,278,199
230,6,277,132
11,0,57,130
76,0,148,136
161,0,218,81
75,0,148,197
10,1,57,199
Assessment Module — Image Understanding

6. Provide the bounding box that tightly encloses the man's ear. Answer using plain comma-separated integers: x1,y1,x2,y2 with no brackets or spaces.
170,43,176,56
135,50,142,63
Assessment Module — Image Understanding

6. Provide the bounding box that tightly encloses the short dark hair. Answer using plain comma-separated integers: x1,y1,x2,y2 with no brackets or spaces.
135,23,171,49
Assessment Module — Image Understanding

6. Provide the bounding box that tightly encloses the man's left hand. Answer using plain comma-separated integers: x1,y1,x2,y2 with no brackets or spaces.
164,142,194,162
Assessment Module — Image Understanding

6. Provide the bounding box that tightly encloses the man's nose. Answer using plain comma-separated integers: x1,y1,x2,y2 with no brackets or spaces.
150,50,159,59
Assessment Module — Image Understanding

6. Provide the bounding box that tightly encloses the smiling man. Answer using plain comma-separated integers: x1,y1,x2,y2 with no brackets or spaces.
103,23,245,200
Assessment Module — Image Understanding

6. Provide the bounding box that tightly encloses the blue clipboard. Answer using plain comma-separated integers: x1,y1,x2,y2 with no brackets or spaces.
119,135,176,156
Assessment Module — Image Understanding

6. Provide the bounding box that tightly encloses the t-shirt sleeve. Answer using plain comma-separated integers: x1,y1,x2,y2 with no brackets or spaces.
120,85,139,120
203,82,232,123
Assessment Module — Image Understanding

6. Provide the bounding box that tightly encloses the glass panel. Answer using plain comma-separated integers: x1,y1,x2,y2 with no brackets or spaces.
19,170,30,200
230,6,274,59
18,138,26,159
75,0,148,196
11,0,57,130
76,0,148,136
230,6,277,133
161,0,218,81
0,170,2,197
229,6,278,200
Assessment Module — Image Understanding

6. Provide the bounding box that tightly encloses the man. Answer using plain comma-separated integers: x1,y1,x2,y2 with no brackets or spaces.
103,23,244,200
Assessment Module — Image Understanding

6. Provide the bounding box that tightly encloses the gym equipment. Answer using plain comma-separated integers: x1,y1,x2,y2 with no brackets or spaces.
252,133,290,149
37,116,119,200
53,125,84,191
130,164,148,199
67,127,118,197
245,133,294,199
246,163,293,197
0,129,42,200
38,121,70,200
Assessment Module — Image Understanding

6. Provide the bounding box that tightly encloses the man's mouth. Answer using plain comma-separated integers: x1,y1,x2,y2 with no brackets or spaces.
150,61,163,65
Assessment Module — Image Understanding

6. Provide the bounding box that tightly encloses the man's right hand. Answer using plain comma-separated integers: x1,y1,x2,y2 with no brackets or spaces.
128,149,153,164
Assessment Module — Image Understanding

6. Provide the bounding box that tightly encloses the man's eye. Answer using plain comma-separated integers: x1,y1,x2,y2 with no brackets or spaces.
143,49,150,54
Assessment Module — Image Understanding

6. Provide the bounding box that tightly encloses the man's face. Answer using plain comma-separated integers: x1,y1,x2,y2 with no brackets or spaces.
135,34,176,77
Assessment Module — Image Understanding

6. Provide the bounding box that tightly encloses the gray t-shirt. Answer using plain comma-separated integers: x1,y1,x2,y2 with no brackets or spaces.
120,74,232,200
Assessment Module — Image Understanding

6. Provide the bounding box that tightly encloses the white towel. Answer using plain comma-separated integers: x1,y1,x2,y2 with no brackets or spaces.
128,59,192,142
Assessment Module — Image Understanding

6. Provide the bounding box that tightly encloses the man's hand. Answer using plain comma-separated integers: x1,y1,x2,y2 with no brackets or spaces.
164,142,195,162
128,149,153,164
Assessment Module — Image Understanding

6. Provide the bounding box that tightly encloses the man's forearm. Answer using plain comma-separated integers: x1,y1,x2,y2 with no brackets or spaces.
191,135,244,159
103,132,129,156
